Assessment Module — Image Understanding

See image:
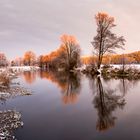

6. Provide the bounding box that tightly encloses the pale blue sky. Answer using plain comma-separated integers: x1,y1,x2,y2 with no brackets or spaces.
0,0,140,59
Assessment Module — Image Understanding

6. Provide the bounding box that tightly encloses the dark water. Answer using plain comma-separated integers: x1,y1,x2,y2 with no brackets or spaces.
1,71,140,140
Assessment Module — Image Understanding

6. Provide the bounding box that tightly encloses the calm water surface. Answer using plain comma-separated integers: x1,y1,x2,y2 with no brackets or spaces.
1,71,140,140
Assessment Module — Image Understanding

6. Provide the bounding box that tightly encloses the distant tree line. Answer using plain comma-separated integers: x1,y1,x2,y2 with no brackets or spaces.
1,50,140,69
2,34,81,71
81,51,140,66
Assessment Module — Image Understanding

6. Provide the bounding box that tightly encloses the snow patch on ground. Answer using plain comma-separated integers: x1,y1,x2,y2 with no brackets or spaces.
0,66,40,73
110,64,140,69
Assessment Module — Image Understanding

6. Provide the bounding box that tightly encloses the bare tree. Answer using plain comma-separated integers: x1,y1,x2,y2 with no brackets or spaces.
91,12,125,71
23,51,36,66
0,53,8,67
60,34,81,70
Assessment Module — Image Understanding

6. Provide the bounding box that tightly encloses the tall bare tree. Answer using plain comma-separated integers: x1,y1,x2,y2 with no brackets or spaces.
91,12,125,71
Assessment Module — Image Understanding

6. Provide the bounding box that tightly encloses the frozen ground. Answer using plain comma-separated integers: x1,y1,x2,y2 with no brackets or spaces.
0,66,40,73
110,64,140,69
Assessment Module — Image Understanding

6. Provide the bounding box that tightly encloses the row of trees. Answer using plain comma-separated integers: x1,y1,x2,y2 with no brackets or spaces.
2,49,140,68
11,51,36,66
11,35,81,71
82,51,140,66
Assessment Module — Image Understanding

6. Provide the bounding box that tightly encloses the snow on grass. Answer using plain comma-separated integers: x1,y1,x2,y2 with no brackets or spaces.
0,66,40,73
110,64,140,69
10,66,40,71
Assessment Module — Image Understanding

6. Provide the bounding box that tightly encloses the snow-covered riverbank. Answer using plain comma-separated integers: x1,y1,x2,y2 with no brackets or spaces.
0,66,40,73
110,64,140,70
75,64,140,72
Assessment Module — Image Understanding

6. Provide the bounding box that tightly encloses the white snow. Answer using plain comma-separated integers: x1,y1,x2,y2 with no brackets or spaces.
10,66,40,71
0,66,40,73
78,64,140,71
109,64,140,70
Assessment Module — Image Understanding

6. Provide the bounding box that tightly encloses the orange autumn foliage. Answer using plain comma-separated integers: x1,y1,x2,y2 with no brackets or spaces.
60,34,78,46
0,53,8,66
95,12,114,26
81,51,140,65
23,51,36,66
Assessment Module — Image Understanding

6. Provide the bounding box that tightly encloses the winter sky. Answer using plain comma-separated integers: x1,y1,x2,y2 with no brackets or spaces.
0,0,140,59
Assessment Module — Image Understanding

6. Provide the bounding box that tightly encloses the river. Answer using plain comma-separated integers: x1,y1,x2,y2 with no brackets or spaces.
0,70,140,140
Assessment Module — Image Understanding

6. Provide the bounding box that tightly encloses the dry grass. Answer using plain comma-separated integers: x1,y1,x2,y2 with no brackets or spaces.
0,73,10,87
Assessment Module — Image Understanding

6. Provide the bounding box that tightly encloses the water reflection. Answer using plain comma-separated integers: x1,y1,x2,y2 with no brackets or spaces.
22,71,36,84
118,78,138,96
39,71,81,104
61,73,81,104
93,77,126,132
20,71,140,134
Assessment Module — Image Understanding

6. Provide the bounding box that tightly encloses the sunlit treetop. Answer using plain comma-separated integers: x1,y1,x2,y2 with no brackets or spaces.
60,34,79,46
95,12,115,29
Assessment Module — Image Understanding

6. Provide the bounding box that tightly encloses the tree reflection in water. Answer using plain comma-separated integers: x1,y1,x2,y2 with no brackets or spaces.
22,71,36,84
61,72,81,104
118,78,138,96
39,71,81,104
21,71,135,131
93,77,126,132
